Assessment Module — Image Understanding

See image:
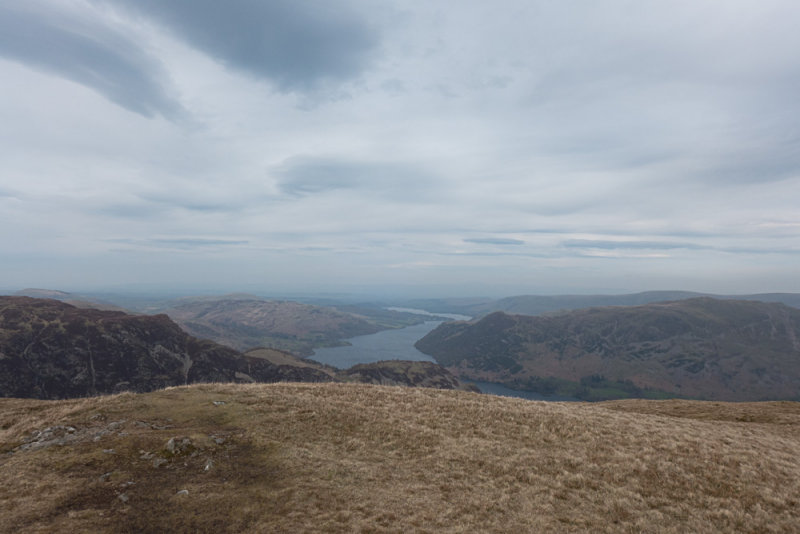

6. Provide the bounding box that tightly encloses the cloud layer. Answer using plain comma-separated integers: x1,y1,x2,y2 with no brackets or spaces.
1,0,799,296
0,1,182,119
93,0,378,92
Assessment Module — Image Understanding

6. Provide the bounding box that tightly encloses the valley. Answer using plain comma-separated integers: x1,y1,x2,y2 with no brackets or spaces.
6,289,800,402
3,289,800,531
0,296,474,400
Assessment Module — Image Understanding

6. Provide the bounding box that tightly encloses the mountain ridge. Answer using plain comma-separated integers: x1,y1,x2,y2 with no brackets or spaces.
163,297,426,355
416,297,800,401
0,297,471,400
406,290,800,317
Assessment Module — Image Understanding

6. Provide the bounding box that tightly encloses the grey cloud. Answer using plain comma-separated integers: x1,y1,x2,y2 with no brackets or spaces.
464,238,525,245
128,182,277,215
94,195,248,219
0,2,184,120
563,240,709,251
716,246,800,256
295,246,336,252
109,238,248,250
151,238,248,247
94,0,377,92
516,3,800,187
0,187,21,200
438,251,552,258
522,202,594,217
273,157,437,199
697,141,800,186
95,203,167,219
380,78,407,94
501,228,574,235
540,134,681,174
137,194,248,214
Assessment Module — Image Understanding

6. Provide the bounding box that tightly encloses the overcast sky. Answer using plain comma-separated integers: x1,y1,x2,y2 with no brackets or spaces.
1,0,799,297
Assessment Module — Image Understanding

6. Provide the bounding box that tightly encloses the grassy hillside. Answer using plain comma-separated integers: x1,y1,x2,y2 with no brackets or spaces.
2,383,799,533
416,298,800,401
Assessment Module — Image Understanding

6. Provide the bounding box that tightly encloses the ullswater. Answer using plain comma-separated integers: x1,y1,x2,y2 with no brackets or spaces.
309,308,577,401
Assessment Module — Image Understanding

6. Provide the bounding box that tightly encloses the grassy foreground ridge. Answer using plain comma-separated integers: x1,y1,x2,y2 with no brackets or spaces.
2,383,799,533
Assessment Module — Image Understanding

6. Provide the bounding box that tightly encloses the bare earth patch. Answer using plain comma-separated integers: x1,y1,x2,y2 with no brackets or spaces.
2,383,799,532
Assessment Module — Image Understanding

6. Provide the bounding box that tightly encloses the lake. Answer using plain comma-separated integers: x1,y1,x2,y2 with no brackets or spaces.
309,310,578,401
309,320,444,369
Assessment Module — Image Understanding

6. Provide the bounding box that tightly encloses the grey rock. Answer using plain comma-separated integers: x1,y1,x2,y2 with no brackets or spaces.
107,421,126,431
165,436,194,456
17,425,83,451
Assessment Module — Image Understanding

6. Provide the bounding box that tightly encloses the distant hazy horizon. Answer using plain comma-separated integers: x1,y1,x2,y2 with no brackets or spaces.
3,285,800,303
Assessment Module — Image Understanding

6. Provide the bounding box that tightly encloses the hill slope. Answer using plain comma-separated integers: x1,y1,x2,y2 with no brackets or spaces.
163,298,422,354
0,297,333,399
416,298,800,401
0,297,471,399
2,383,799,533
244,347,476,391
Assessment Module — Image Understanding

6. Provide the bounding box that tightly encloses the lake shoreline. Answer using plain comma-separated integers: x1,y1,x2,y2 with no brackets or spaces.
309,310,576,402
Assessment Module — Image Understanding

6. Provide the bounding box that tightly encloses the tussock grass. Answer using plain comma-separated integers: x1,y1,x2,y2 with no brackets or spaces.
2,383,800,532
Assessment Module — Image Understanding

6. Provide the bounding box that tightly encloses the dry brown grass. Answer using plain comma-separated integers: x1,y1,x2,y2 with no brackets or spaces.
2,383,800,533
